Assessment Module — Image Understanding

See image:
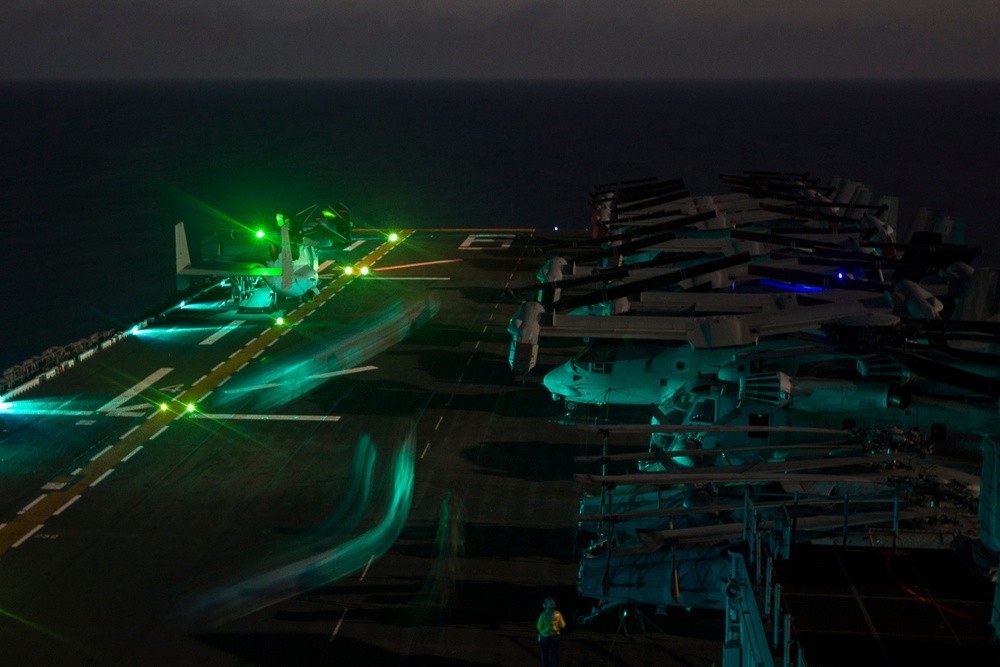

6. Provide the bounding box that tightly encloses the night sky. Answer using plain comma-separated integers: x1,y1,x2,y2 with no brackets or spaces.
2,0,998,80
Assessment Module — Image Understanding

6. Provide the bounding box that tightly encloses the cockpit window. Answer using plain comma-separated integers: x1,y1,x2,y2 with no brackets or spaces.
688,398,716,424
575,343,616,375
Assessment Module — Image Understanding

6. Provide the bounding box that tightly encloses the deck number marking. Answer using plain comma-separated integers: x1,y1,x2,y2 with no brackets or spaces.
458,234,514,251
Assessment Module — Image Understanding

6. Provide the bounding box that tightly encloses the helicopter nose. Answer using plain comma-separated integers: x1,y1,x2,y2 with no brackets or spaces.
543,365,582,399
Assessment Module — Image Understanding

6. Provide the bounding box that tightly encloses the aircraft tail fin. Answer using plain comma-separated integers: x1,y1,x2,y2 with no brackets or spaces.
280,223,293,291
175,222,193,290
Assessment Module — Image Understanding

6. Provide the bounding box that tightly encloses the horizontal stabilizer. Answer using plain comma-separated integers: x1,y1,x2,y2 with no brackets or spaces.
174,222,280,281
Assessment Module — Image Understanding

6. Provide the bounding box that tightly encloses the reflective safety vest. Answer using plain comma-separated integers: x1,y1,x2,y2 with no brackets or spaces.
537,609,566,638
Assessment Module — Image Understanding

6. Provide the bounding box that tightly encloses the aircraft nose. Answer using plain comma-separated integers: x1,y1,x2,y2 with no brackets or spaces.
543,365,581,398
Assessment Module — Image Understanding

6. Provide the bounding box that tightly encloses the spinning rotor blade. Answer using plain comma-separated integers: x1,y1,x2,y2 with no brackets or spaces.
748,264,889,292
884,347,1000,400
509,251,710,296
551,252,751,311
572,210,718,262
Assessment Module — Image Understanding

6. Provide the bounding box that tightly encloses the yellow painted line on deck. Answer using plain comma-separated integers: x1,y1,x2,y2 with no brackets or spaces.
0,233,411,555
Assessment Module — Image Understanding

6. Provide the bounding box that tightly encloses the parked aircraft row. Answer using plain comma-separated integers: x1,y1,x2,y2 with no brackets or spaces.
508,172,1000,627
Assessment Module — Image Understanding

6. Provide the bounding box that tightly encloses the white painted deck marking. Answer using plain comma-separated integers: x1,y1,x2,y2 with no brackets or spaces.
89,445,114,462
149,425,170,440
90,469,114,487
103,410,146,418
458,233,514,250
120,425,140,440
53,495,82,516
330,609,349,641
359,554,375,581
224,383,280,393
308,365,378,380
18,495,46,515
121,446,144,462
13,525,43,548
199,320,245,345
421,442,431,459
193,414,341,422
97,368,173,413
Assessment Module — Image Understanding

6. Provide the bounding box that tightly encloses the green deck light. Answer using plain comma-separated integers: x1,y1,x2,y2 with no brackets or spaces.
187,403,196,413
276,213,285,226
360,266,370,276
276,316,285,326
388,232,399,242
344,266,354,275
256,229,265,239
160,403,168,411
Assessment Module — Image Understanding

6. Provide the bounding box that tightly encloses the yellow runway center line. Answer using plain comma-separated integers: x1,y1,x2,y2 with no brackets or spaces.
0,233,411,554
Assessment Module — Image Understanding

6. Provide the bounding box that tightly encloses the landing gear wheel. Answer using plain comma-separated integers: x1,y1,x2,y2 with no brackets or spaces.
565,401,578,412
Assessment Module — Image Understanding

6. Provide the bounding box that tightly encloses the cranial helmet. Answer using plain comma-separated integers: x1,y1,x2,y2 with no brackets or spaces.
543,597,556,609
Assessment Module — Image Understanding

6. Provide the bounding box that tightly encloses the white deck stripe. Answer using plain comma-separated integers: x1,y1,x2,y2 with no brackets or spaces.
13,524,43,548
199,320,245,345
89,445,114,462
97,368,173,413
18,495,46,515
193,414,341,422
90,469,114,487
53,495,82,516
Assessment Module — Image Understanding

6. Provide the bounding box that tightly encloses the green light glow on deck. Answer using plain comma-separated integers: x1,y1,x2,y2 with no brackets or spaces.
187,403,196,413
388,232,399,242
160,403,169,411
256,229,265,239
275,316,285,326
344,266,354,275
360,266,369,276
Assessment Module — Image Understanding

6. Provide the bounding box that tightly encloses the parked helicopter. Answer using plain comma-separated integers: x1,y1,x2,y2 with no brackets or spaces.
569,415,984,621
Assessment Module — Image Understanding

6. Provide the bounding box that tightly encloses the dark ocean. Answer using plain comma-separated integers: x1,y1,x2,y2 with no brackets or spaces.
1,80,998,374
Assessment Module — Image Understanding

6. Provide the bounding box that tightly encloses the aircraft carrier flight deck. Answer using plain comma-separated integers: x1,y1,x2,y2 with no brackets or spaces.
0,229,723,666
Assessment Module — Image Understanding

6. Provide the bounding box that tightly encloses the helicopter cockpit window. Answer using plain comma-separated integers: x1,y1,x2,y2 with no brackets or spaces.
576,342,616,375
688,398,716,424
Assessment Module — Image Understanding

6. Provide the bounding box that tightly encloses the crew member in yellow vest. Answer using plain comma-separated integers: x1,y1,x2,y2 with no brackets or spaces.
536,597,566,667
